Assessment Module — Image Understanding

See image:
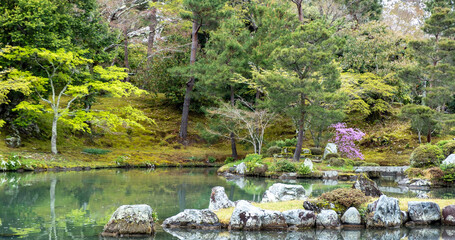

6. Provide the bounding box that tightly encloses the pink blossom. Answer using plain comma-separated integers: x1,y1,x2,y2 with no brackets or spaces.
330,122,365,160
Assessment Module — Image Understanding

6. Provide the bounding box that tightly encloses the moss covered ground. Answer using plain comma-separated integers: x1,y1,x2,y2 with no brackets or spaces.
1,95,454,171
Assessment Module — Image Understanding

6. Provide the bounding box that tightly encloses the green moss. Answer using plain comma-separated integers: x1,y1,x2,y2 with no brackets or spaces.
410,144,444,168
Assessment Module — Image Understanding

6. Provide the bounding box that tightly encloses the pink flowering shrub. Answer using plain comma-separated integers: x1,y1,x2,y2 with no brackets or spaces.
330,122,365,160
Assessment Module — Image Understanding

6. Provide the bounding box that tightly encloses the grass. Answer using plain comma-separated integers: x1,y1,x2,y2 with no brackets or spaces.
214,198,455,225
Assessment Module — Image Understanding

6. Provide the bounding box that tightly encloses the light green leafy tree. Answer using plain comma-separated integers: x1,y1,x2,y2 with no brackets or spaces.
400,104,438,143
0,46,150,154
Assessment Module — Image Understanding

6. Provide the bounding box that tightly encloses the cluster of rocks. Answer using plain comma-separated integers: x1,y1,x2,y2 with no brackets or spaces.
101,183,455,237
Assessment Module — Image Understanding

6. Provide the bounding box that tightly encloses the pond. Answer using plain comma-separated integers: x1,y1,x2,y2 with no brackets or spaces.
0,168,454,240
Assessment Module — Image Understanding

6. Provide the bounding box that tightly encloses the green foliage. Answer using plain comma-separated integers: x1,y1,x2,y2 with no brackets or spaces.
341,72,398,121
405,168,424,178
82,148,111,155
207,156,216,163
310,148,323,156
114,155,129,166
266,146,282,156
440,164,455,183
410,144,444,168
360,162,380,166
442,141,455,157
243,154,264,172
327,158,345,167
0,153,23,171
297,164,312,175
224,157,234,164
325,153,340,159
319,188,370,208
275,159,297,172
275,138,298,148
152,211,159,222
400,104,438,143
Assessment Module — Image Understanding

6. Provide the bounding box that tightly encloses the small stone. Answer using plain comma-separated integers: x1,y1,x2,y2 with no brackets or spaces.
341,207,361,225
304,158,313,171
401,211,409,225
5,136,20,148
316,210,340,229
408,201,441,223
322,171,338,179
102,204,155,237
409,179,431,188
303,201,321,213
208,186,234,211
443,205,455,225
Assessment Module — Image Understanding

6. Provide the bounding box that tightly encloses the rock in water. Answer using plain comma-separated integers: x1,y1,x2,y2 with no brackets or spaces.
261,210,287,230
282,209,316,229
443,205,455,225
341,207,361,225
323,143,337,159
229,200,264,230
102,204,155,237
208,186,234,211
443,154,455,165
366,195,402,228
162,209,220,230
408,201,441,224
352,174,383,197
322,171,338,179
236,162,246,175
316,210,340,228
261,183,306,203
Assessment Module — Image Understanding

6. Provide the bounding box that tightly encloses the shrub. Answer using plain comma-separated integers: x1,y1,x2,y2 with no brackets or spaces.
442,141,455,157
345,159,355,166
427,167,444,184
297,164,312,175
441,164,455,183
328,158,345,167
410,144,443,168
208,156,216,163
275,159,297,172
276,138,298,148
224,157,234,164
436,140,451,148
325,153,340,159
115,155,129,166
82,148,111,155
405,168,424,178
310,148,323,156
243,154,263,173
352,160,366,166
267,146,282,156
319,188,370,208
0,153,23,171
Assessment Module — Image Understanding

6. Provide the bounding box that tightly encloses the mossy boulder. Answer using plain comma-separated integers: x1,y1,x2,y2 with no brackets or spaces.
102,204,155,237
410,145,443,168
442,141,455,158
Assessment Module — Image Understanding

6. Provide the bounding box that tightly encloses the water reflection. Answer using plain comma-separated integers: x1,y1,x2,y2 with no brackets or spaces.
1,169,455,239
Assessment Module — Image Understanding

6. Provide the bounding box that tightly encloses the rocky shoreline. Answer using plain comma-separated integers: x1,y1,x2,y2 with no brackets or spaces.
100,183,455,238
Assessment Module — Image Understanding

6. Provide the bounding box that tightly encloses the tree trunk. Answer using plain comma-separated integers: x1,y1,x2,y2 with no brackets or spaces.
297,2,303,22
427,128,432,143
418,130,422,144
230,85,238,159
147,1,158,64
123,26,130,81
293,118,305,161
51,112,58,155
179,20,200,141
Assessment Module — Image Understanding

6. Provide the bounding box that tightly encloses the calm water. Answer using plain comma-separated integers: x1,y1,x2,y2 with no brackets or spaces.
1,168,455,240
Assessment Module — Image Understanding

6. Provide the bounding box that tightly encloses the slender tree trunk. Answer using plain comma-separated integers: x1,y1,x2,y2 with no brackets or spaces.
230,85,238,159
418,130,422,144
147,1,158,64
293,117,305,161
297,2,303,22
179,20,200,141
427,128,432,143
123,26,130,81
51,111,58,155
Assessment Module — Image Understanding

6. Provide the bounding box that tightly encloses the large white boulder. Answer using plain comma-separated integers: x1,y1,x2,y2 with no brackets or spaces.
366,195,402,228
442,154,455,165
323,143,337,159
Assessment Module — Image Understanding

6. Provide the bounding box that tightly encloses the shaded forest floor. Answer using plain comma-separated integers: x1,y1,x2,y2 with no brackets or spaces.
0,95,453,171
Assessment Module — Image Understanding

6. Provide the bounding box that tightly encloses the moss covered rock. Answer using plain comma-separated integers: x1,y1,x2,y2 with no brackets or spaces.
442,141,455,158
102,204,155,237
410,145,443,168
